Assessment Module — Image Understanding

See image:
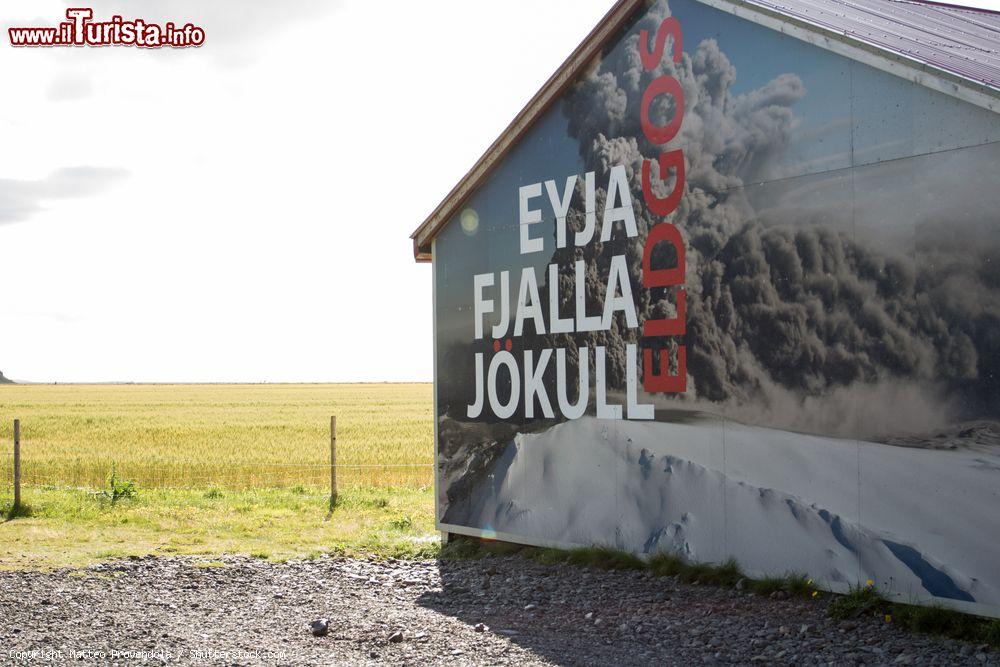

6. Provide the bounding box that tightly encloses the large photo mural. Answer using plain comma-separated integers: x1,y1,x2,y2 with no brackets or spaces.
433,0,1000,616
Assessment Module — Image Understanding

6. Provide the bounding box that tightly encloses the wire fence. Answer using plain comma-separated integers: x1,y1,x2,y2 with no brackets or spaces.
16,461,434,491
0,442,13,507
1,418,434,494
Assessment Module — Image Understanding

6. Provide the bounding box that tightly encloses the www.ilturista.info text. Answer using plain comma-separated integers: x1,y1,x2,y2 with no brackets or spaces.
8,8,205,48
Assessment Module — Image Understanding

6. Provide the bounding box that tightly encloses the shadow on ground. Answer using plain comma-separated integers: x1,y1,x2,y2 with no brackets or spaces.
415,555,987,666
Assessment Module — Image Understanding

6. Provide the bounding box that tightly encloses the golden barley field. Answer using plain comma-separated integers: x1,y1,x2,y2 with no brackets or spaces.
0,384,433,490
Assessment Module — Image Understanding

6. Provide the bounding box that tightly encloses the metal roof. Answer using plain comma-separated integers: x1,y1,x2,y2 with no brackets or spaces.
410,0,1000,260
741,0,1000,91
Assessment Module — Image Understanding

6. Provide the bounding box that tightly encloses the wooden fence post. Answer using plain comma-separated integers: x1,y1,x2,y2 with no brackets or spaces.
330,416,337,504
13,419,21,509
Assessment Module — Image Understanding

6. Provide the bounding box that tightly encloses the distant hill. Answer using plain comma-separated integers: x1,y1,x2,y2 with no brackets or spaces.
0,370,13,384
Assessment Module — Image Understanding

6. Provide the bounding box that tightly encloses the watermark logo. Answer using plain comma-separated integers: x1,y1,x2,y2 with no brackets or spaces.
8,8,205,48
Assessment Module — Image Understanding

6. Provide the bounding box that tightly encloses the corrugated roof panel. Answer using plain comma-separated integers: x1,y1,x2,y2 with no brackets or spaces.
742,0,1000,90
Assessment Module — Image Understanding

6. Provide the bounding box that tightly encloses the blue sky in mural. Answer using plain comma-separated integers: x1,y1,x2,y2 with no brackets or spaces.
672,0,857,177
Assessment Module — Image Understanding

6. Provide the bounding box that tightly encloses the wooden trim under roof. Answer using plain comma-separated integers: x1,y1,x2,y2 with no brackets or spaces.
410,0,645,262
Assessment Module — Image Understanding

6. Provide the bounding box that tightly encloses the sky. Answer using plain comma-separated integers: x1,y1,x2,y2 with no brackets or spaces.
0,0,614,383
1,0,999,384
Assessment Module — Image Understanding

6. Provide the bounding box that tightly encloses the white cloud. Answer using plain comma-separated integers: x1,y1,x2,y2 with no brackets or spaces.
45,68,94,101
0,167,128,224
0,0,615,382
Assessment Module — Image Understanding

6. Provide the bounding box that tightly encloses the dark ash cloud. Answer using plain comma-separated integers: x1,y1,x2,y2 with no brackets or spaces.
532,0,1000,436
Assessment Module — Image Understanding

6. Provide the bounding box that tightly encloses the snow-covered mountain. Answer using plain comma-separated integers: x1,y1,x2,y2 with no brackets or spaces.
442,414,1000,612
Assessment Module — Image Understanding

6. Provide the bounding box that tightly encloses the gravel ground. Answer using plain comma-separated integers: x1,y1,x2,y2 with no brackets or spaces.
0,554,994,666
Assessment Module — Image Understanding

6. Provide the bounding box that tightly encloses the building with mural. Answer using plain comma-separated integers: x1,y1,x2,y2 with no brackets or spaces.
411,0,1000,618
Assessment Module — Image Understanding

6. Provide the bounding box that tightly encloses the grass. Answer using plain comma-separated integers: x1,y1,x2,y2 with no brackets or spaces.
444,538,796,592
828,582,886,620
563,546,646,570
747,574,787,596
441,536,998,647
827,582,1000,648
442,536,738,581
679,558,743,586
0,383,433,489
3,480,998,650
0,485,437,569
786,574,816,597
647,552,686,576
1,384,997,648
0,384,436,568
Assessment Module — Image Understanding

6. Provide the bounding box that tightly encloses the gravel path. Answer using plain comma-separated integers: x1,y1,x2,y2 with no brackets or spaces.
0,555,994,665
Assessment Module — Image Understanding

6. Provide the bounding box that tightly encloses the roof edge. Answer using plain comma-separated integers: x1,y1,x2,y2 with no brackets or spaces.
899,0,1000,16
695,0,1000,113
409,0,645,262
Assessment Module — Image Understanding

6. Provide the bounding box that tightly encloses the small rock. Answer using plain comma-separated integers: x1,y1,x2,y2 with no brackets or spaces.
309,619,329,637
388,630,404,643
893,655,913,665
585,612,594,620
975,654,987,663
524,603,536,611
839,621,858,632
474,623,486,633
735,578,746,591
594,618,603,627
619,622,628,632
369,651,379,659
799,624,813,635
